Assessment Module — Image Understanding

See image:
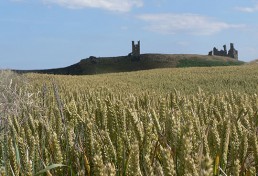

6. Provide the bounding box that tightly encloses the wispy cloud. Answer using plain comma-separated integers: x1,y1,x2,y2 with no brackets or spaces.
235,3,258,13
42,0,143,12
137,13,244,35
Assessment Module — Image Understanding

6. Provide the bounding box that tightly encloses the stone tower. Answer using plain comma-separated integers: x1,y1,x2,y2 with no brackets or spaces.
223,45,227,54
131,41,140,61
228,43,238,60
132,41,140,56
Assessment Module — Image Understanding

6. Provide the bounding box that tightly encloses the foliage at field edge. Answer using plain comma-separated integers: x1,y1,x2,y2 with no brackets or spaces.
1,66,258,175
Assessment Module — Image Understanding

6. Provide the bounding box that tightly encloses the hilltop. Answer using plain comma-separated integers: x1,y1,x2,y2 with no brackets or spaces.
248,59,258,65
15,54,244,75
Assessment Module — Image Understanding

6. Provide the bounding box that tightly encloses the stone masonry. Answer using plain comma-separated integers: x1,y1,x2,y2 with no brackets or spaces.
130,41,140,61
208,43,238,60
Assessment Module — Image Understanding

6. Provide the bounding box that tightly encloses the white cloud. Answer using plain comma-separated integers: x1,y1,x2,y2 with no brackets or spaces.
42,0,143,12
137,13,244,35
235,3,258,13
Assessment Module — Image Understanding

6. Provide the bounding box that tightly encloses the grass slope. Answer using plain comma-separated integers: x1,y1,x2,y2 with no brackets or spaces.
15,54,244,75
248,58,258,65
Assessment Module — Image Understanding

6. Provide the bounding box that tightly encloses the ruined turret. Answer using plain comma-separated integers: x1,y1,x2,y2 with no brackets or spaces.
223,45,227,55
227,43,238,60
131,41,140,61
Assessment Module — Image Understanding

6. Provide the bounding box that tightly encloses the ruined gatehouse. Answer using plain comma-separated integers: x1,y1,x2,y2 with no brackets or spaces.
129,41,141,61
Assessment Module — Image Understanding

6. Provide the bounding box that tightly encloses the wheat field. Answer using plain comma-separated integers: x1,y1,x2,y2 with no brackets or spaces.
1,65,258,175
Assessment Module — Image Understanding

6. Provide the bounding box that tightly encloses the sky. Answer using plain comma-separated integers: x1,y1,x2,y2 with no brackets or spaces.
1,0,258,69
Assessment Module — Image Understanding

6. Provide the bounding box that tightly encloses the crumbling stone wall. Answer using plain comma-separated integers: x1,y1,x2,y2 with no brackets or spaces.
208,43,238,60
228,43,238,60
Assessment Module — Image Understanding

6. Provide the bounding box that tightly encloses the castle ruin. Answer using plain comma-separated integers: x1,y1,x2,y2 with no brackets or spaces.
130,41,140,61
208,43,238,60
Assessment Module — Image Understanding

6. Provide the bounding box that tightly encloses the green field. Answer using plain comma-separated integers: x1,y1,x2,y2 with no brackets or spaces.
1,64,258,175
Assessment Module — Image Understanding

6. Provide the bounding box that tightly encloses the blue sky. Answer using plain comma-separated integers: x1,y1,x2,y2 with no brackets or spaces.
1,0,258,69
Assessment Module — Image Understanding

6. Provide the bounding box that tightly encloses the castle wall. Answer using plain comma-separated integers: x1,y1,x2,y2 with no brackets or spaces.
209,43,238,59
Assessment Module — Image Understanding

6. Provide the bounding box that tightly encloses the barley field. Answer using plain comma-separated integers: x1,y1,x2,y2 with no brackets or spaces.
1,65,258,175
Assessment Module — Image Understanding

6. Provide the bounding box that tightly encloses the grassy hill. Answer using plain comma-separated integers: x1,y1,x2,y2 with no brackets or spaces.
248,58,258,65
15,54,244,75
